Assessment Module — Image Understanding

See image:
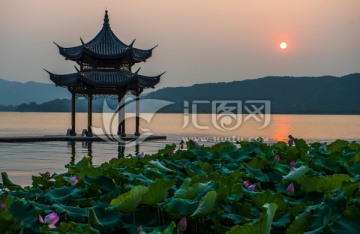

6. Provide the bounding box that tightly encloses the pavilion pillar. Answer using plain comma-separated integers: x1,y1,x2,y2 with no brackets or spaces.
118,94,126,137
135,94,140,137
71,92,76,136
87,94,93,137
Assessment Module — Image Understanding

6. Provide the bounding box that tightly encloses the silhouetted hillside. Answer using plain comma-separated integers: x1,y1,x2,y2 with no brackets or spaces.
0,74,359,114
0,79,69,105
144,73,360,114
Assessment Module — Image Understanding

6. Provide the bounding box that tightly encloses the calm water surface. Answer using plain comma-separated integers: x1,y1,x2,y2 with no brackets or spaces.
0,112,359,185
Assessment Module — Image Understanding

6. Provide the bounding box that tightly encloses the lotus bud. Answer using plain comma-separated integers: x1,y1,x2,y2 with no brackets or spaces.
177,217,187,232
137,225,143,233
39,212,59,228
274,155,281,162
0,202,6,211
248,184,256,191
69,175,79,186
44,172,51,177
289,160,295,168
286,183,295,195
137,152,145,159
243,180,250,188
288,138,294,146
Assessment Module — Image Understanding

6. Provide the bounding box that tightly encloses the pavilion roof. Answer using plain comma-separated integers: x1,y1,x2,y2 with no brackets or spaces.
54,10,157,63
46,70,162,90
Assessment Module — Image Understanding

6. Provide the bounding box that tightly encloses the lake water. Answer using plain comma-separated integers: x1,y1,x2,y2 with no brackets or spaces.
0,112,359,185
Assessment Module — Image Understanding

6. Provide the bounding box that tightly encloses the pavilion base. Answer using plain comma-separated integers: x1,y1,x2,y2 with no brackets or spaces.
0,134,166,143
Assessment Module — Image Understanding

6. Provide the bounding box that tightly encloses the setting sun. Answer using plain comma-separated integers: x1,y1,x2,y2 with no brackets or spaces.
280,42,288,49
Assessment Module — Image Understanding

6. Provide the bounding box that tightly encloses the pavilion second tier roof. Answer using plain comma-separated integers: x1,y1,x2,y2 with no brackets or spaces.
46,70,162,90
55,10,157,63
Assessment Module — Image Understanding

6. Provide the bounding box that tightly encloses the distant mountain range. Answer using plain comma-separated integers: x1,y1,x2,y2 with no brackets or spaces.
0,74,359,114
0,79,69,105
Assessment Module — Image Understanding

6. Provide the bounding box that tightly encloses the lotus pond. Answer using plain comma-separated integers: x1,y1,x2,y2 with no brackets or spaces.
1,138,360,233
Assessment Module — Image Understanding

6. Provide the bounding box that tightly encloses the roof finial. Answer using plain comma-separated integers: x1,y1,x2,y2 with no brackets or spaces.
103,10,110,27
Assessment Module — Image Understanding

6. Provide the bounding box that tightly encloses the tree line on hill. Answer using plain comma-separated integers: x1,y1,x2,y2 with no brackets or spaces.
0,74,359,114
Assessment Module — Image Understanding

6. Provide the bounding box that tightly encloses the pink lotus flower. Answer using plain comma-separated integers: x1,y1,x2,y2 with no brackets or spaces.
177,217,187,232
39,212,59,229
69,175,79,186
248,184,256,191
137,152,145,159
286,183,295,195
289,160,296,168
45,172,51,177
0,202,6,211
137,225,143,233
274,155,281,162
243,180,250,188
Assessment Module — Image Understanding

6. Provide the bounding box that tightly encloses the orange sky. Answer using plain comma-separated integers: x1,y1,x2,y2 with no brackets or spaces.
0,0,359,89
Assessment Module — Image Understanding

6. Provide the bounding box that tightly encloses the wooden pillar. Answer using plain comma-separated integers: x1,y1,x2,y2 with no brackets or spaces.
71,92,76,136
135,94,140,136
118,142,125,158
87,94,93,136
118,94,126,137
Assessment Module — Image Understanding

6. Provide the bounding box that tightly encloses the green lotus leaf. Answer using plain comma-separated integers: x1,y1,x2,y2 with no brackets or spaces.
1,172,22,191
148,228,162,234
282,166,310,182
271,141,287,151
66,156,102,179
110,185,149,212
191,191,217,218
327,140,349,153
140,179,175,205
43,186,83,202
56,221,100,234
294,138,309,152
283,146,299,161
174,179,218,200
0,196,14,221
250,190,287,217
186,140,201,149
272,212,291,228
350,162,360,175
220,213,242,225
156,143,176,156
149,160,174,173
313,156,344,173
52,203,87,222
263,203,278,234
163,198,198,218
297,174,352,193
274,164,291,175
245,166,270,182
227,222,257,234
83,176,115,192
350,152,360,163
286,211,311,234
93,207,125,233
162,221,176,234
67,156,92,169
8,199,41,232
349,141,360,151
88,207,103,228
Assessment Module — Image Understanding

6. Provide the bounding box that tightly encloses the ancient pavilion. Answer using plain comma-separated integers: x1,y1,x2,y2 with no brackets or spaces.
46,10,163,137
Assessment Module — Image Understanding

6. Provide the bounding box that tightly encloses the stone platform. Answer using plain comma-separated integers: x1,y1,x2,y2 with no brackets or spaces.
0,135,166,143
